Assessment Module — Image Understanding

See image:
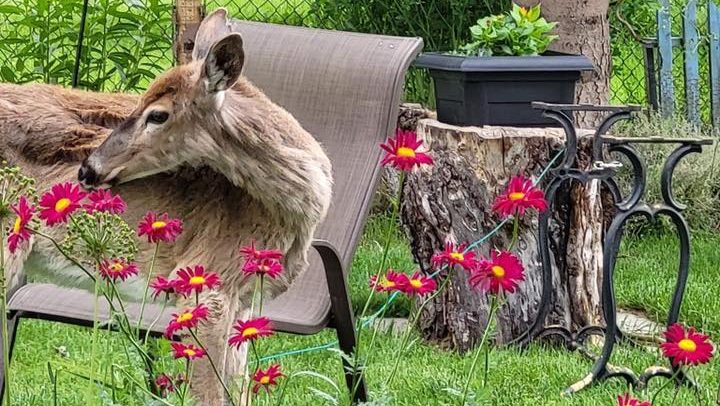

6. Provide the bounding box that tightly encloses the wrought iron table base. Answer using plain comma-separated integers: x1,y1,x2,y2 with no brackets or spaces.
515,102,712,395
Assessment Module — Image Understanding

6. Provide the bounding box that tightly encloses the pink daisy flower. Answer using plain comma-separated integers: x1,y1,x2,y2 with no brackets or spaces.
171,342,206,360
150,276,178,299
469,251,525,295
84,189,126,214
402,271,437,296
617,393,651,406
239,241,283,262
252,364,283,394
137,212,183,243
38,183,86,226
98,258,139,282
380,129,433,171
492,175,548,218
431,241,478,271
660,323,714,366
7,196,34,254
369,270,408,293
165,304,209,338
174,265,221,296
228,317,274,348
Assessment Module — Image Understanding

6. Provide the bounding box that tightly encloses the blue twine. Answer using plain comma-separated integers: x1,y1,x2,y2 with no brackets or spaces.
259,148,565,363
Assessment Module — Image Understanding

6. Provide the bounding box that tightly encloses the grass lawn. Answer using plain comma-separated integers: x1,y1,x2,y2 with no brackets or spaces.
9,216,720,405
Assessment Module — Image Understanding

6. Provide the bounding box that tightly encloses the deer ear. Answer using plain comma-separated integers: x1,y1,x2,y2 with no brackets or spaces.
201,33,245,93
192,8,231,61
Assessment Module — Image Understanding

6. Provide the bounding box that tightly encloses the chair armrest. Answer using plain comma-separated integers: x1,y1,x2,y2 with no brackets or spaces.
311,239,356,329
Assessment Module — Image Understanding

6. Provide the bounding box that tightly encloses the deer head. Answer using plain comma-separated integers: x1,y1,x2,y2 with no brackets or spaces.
78,9,245,188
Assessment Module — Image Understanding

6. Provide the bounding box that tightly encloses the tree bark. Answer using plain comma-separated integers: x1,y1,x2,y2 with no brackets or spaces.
174,0,204,65
401,119,603,352
516,0,611,128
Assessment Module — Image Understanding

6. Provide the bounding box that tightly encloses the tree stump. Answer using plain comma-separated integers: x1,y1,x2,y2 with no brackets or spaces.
401,119,603,353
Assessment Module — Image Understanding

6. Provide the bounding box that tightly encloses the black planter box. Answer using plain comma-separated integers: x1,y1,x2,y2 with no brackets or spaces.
414,52,595,127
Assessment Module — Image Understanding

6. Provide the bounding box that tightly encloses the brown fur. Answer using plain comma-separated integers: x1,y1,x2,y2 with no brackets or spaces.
0,9,332,404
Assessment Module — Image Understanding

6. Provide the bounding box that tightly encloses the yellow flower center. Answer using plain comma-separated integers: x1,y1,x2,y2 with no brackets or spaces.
189,276,206,285
110,263,124,272
259,376,270,385
491,265,505,278
449,252,464,262
519,6,528,16
12,216,21,234
508,192,526,201
678,338,697,352
151,221,167,230
54,198,71,213
176,312,193,323
410,279,423,288
183,348,196,357
396,147,416,158
243,327,259,337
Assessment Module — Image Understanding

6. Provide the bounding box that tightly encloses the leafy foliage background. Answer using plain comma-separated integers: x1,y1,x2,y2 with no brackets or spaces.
0,0,714,122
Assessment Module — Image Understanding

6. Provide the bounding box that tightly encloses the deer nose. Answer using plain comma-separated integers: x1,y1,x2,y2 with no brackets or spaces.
78,160,98,189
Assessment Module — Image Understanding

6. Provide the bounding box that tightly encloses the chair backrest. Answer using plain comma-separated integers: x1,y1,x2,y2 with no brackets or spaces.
231,20,422,266
227,21,422,332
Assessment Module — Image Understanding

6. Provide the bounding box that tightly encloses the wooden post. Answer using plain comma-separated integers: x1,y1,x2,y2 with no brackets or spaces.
174,0,204,65
401,120,604,352
709,1,720,129
683,0,700,127
657,0,674,119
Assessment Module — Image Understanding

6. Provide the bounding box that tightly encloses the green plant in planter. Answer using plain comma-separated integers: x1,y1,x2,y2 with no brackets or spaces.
460,3,557,56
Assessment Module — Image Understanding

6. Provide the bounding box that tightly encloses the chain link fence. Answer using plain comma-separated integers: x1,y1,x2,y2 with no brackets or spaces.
0,0,174,92
1,0,711,122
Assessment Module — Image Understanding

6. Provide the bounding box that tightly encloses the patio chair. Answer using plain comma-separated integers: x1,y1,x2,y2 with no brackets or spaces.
1,20,423,403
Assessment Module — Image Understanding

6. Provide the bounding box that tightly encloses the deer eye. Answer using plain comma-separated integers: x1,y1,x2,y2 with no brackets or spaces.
146,111,169,125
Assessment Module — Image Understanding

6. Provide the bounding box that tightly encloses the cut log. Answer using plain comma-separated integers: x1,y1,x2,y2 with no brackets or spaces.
401,119,603,352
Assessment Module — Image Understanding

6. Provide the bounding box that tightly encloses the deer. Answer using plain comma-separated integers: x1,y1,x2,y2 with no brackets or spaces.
0,8,333,404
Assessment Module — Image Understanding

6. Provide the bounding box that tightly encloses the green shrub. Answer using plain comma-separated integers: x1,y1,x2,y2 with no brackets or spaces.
460,3,556,56
0,0,173,92
309,0,507,104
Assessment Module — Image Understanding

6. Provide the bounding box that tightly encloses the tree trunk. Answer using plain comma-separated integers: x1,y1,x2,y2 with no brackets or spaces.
516,0,611,128
174,0,204,65
401,119,604,352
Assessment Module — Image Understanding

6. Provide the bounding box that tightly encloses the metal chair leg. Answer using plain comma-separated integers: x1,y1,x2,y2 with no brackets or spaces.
313,241,368,403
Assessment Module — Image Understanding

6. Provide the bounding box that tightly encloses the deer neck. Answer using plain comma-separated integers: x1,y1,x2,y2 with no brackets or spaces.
197,85,332,228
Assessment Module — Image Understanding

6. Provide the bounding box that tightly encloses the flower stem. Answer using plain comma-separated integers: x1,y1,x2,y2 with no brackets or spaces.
258,275,264,316
136,243,160,335
356,171,406,327
652,368,682,405
350,171,405,398
509,216,520,251
143,298,168,344
385,274,452,387
115,365,174,406
0,219,10,406
188,329,237,406
88,273,101,400
460,296,498,405
246,340,261,405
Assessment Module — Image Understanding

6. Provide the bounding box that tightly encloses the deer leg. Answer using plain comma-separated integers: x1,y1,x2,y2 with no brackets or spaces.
189,289,249,406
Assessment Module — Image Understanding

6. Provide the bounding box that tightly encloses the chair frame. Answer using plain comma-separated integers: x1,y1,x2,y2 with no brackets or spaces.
1,240,366,402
